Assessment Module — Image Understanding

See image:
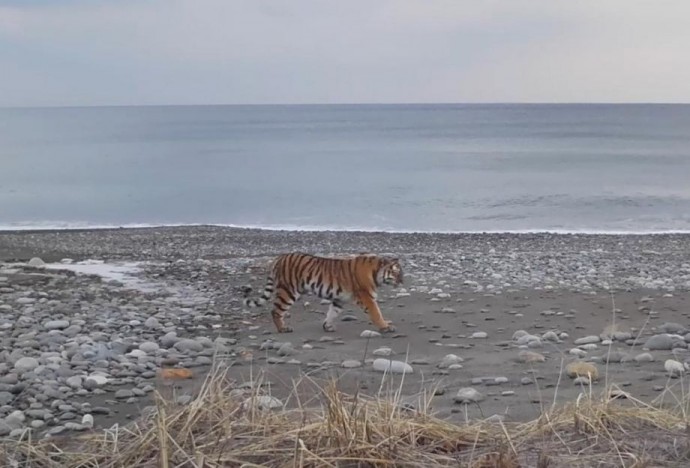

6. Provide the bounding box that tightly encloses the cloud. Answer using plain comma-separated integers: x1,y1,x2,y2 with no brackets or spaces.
1,0,689,106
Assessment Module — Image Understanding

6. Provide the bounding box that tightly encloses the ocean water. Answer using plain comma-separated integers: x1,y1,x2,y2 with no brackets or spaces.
1,104,690,234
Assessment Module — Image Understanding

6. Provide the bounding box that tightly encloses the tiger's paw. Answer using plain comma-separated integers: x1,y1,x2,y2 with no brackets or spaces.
322,321,336,332
278,326,294,333
379,323,396,333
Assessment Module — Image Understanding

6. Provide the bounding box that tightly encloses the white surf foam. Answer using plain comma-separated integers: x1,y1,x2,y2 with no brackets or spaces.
1,221,690,236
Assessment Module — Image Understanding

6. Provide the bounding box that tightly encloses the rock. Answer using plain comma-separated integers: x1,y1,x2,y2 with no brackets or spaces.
372,347,393,357
453,387,485,404
542,331,560,342
44,320,70,330
634,353,654,363
573,376,591,385
173,339,204,353
4,410,25,429
277,343,294,356
160,332,179,348
658,322,687,335
471,331,488,339
644,334,686,351
512,330,529,341
114,389,134,399
602,351,629,363
65,376,83,389
664,359,685,377
518,351,545,363
84,374,108,389
14,357,39,373
574,336,600,345
569,348,588,358
243,396,283,410
0,392,14,406
28,257,45,267
437,354,464,369
144,317,161,329
360,330,381,339
341,360,362,368
565,362,599,381
516,334,541,346
612,332,633,341
372,359,413,374
139,341,160,353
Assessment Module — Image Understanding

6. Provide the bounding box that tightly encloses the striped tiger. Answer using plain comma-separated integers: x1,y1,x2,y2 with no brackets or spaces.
242,252,404,334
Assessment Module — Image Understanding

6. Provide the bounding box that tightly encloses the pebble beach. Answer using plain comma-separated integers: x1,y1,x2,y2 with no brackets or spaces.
1,226,690,439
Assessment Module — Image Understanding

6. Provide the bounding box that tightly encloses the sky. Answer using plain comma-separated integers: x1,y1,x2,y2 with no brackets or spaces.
1,0,690,107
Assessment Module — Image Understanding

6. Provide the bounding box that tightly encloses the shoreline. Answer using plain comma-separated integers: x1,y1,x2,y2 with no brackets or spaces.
2,223,690,237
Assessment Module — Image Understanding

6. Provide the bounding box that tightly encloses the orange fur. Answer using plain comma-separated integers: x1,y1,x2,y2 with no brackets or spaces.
243,252,404,333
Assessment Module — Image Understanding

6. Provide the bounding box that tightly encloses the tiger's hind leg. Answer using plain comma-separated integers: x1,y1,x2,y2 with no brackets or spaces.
271,286,299,333
356,294,395,333
322,299,344,332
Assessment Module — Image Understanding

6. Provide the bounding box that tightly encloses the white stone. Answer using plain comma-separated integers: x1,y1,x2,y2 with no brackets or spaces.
28,257,45,267
360,330,381,339
372,358,413,374
372,347,393,356
81,414,94,428
454,387,485,404
242,396,283,410
665,359,685,377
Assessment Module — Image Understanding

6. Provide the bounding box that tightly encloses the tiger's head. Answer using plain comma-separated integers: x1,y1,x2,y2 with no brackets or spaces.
380,257,404,286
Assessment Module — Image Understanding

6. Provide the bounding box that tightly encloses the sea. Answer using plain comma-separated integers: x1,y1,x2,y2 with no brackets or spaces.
1,103,690,234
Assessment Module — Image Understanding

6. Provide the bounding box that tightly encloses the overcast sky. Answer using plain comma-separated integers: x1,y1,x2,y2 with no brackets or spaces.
1,0,690,107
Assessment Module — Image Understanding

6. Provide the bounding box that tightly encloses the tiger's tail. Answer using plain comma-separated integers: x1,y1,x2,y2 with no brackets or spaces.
243,275,275,308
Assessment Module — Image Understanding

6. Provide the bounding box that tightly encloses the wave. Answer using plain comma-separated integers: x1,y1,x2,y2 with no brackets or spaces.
2,221,690,236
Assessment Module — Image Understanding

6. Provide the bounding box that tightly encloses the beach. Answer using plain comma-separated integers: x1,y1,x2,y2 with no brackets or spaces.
1,225,689,441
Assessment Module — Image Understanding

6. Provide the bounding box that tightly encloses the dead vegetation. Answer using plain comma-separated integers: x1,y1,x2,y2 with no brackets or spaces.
1,362,689,468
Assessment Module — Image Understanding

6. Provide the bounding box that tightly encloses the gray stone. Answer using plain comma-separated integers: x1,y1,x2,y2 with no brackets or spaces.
173,339,203,353
276,343,294,357
644,334,686,351
437,354,464,369
0,392,13,406
634,353,654,363
44,320,70,330
574,335,600,345
658,322,687,335
114,389,134,399
65,376,83,389
139,341,160,353
144,317,161,329
14,357,39,373
453,387,485,404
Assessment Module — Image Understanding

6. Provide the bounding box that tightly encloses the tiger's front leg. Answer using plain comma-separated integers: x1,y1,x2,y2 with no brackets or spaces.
357,294,395,333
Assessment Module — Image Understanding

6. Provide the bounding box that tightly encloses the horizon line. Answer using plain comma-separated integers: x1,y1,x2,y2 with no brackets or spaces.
2,101,690,110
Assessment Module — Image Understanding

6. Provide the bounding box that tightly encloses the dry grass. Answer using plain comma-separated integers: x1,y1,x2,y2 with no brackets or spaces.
0,361,689,468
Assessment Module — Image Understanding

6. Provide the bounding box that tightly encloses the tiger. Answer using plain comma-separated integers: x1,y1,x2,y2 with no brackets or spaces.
242,252,404,334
